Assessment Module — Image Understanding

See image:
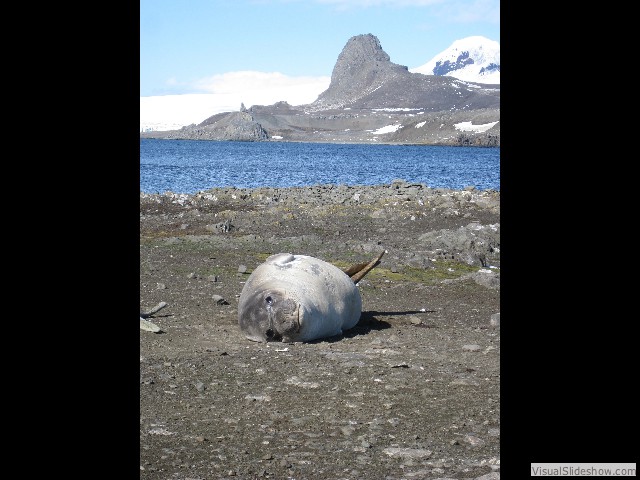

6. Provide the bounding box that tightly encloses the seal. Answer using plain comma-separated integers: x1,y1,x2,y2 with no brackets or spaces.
238,251,385,342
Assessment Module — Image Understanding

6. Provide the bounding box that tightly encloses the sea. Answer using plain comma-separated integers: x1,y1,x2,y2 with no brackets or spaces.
140,138,500,194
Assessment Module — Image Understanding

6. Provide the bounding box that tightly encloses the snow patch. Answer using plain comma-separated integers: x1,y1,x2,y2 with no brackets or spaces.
372,124,403,135
410,36,500,85
453,121,499,133
373,108,422,112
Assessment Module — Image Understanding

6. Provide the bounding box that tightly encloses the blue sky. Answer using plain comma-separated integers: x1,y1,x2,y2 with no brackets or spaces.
140,0,499,130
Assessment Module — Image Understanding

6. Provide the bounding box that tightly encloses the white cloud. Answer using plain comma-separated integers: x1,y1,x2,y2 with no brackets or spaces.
194,71,330,103
312,0,498,23
314,0,443,8
140,71,330,131
316,0,500,24
140,94,233,131
436,0,499,24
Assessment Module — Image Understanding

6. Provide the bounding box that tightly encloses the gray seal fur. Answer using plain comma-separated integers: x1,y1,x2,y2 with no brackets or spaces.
238,252,383,342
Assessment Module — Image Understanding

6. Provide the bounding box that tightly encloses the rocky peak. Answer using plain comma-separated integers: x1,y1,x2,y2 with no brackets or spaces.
312,33,408,110
330,33,391,82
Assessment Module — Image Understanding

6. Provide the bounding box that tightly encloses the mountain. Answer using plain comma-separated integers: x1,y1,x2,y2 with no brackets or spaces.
141,34,500,146
310,33,498,112
410,36,500,85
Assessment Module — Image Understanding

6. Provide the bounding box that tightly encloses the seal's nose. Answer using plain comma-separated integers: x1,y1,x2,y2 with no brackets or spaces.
265,328,275,338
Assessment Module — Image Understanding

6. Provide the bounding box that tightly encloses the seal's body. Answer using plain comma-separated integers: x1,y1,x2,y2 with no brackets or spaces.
238,252,383,343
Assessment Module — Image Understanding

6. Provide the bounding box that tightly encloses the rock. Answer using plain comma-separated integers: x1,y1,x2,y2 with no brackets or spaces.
475,473,500,480
463,434,485,446
340,425,356,436
418,223,500,267
212,295,229,305
206,220,233,233
245,394,271,402
382,447,432,459
140,318,162,333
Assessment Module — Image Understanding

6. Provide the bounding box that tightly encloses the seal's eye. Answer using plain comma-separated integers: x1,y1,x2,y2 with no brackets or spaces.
265,296,273,305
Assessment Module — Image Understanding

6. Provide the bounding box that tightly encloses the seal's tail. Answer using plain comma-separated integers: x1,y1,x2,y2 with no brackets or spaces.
343,250,386,284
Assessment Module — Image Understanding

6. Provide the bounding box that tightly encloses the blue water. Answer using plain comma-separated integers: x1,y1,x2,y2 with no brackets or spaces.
140,139,500,194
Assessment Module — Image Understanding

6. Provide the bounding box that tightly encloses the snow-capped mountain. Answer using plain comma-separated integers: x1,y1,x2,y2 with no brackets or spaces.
410,36,500,85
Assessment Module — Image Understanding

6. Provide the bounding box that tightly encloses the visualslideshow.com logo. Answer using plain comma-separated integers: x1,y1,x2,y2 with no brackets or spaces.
531,463,636,477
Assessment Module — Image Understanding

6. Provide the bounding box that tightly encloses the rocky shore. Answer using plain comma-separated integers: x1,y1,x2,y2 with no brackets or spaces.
140,180,501,479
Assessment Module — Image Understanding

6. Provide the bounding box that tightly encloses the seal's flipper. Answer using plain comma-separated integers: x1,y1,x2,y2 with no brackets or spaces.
345,250,385,284
342,262,369,277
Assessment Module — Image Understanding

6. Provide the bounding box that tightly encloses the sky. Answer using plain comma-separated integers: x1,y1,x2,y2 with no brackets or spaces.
140,0,500,130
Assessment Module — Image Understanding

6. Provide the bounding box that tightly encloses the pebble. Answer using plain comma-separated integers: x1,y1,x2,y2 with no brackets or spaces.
450,378,480,386
212,294,229,305
140,318,161,333
382,447,432,459
340,425,356,436
476,473,500,480
245,394,271,401
285,376,320,389
490,313,500,326
463,434,485,446
462,344,481,352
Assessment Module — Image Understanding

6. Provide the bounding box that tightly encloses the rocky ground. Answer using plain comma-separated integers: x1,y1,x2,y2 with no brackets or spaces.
140,179,501,479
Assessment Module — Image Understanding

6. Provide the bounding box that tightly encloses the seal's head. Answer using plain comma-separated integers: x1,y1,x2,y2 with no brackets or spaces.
238,287,304,342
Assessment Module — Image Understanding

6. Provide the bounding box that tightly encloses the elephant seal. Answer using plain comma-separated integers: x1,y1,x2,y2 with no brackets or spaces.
238,251,385,342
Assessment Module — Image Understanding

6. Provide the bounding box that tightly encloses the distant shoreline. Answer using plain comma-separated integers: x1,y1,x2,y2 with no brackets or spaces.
140,134,500,149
